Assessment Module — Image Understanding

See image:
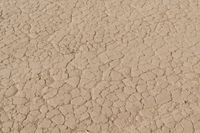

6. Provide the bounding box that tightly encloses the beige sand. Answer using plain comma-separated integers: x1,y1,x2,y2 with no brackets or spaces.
0,0,200,133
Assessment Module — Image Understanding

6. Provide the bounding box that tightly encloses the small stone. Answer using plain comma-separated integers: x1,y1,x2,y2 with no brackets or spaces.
52,114,65,125
5,86,18,97
156,90,171,105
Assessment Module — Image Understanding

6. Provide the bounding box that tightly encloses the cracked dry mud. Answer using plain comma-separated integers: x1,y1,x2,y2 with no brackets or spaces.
0,0,200,133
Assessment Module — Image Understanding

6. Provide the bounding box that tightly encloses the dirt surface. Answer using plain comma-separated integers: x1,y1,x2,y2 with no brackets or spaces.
0,0,200,133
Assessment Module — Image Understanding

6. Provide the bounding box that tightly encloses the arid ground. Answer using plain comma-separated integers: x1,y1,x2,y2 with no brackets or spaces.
0,0,200,133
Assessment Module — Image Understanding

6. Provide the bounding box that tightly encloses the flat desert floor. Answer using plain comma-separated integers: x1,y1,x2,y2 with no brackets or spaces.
0,0,200,133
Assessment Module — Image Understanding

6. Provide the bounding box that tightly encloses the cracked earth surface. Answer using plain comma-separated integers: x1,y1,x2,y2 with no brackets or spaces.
0,0,200,133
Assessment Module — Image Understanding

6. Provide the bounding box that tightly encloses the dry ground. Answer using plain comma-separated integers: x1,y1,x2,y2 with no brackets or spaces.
0,0,200,133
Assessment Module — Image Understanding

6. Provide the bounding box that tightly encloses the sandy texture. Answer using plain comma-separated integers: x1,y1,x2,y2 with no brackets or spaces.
0,0,200,133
